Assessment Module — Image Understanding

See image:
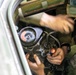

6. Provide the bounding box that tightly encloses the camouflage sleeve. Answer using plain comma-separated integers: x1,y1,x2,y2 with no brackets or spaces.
20,12,45,26
66,45,76,75
57,32,72,45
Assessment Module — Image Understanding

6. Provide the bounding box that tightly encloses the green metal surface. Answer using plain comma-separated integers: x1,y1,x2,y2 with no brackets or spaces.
14,0,65,24
67,4,76,17
20,0,65,16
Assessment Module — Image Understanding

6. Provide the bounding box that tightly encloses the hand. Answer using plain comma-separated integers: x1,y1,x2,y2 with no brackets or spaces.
47,48,65,65
40,13,74,34
26,54,45,75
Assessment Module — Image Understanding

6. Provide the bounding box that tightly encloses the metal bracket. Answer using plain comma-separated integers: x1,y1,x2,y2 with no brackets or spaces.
41,1,48,8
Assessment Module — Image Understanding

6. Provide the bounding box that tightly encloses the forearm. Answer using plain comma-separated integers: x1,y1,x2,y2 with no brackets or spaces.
24,12,54,28
40,13,55,28
24,12,44,26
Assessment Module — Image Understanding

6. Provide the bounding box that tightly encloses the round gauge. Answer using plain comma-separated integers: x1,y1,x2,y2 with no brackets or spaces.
19,27,36,45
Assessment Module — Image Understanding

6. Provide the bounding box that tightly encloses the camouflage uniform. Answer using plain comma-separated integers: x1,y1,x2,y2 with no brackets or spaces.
66,45,76,75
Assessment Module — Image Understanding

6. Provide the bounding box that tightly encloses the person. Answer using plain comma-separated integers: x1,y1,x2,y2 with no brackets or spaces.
24,12,74,34
17,1,76,75
26,54,45,75
24,12,75,75
21,8,74,74
26,44,70,75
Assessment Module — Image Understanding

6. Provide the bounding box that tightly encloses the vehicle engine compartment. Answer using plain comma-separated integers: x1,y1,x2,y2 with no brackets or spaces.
12,0,76,75
16,20,71,75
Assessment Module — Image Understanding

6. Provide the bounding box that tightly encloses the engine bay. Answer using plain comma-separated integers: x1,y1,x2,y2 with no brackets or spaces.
13,0,76,75
16,20,72,75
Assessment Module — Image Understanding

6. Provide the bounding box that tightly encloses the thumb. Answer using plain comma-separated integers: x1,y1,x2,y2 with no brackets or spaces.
52,48,60,57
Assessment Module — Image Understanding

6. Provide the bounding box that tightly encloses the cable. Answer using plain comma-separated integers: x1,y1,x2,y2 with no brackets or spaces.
49,34,60,47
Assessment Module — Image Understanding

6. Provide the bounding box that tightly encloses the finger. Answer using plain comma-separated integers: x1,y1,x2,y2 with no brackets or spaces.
63,24,70,34
47,53,62,60
47,55,62,60
26,54,30,59
26,54,32,63
34,54,41,65
47,54,52,59
57,15,74,26
63,15,74,24
50,48,56,54
63,18,74,32
67,18,74,25
28,61,38,69
26,55,37,68
47,58,62,65
52,48,60,57
63,21,74,33
66,22,74,32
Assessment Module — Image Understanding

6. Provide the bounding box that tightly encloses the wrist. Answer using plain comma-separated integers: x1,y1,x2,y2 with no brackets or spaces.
40,13,55,28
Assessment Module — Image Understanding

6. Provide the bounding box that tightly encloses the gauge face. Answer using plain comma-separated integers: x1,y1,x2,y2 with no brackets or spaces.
19,26,43,46
20,28,36,44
